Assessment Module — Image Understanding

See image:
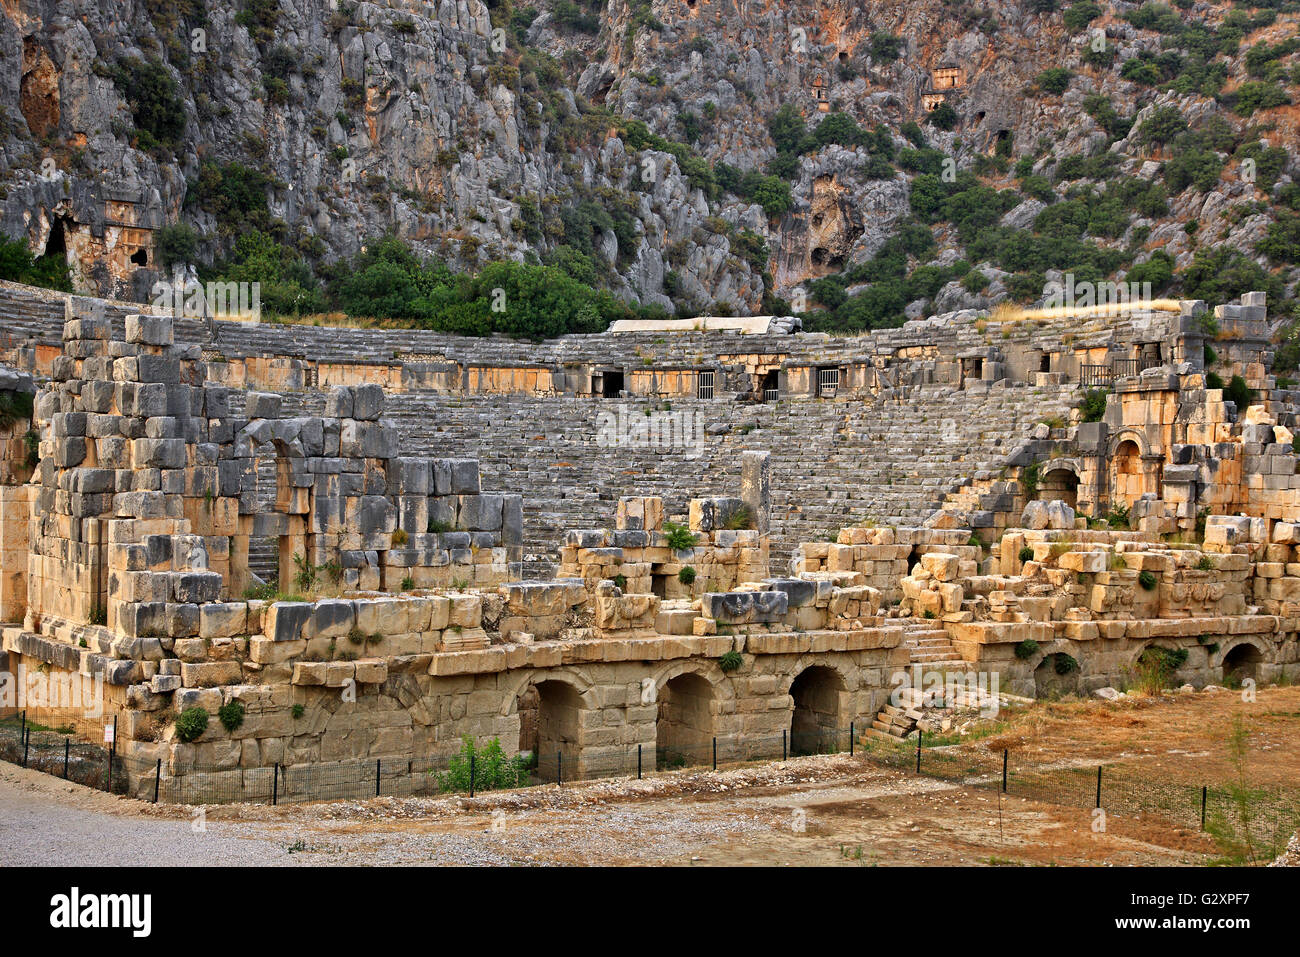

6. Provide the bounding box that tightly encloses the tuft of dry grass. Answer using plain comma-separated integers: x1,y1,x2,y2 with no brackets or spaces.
984,299,1183,325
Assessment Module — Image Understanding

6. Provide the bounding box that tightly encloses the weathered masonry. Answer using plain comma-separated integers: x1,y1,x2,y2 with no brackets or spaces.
0,284,1297,799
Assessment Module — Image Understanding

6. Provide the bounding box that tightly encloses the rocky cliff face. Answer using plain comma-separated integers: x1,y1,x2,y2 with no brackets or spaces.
2,0,1298,318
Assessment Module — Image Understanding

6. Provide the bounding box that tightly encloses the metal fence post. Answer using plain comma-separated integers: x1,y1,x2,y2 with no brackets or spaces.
915,729,922,773
105,748,111,793
849,722,854,756
153,759,161,803
469,753,475,798
22,726,29,768
557,750,562,786
273,763,279,806
1201,785,1207,830
1095,765,1102,809
637,744,642,779
375,758,381,797
782,729,787,761
712,736,717,771
1002,749,1008,793
63,737,69,778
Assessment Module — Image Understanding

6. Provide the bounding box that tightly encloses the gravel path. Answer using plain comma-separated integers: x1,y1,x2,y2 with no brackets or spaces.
0,756,855,866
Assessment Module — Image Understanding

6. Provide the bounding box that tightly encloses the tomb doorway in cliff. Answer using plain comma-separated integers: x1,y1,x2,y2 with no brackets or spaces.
789,666,847,755
760,370,779,401
656,672,714,769
39,217,75,277
1039,468,1079,510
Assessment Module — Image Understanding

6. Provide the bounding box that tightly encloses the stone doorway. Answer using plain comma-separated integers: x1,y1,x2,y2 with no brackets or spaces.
1039,468,1079,510
1034,653,1080,698
789,666,846,754
1111,439,1143,508
530,679,583,781
656,672,714,769
1222,644,1262,685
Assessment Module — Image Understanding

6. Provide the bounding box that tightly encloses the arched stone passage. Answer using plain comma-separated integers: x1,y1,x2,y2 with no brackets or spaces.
1222,642,1263,685
528,679,584,781
1034,652,1081,698
1112,439,1143,508
656,672,715,769
1038,468,1079,510
789,665,847,755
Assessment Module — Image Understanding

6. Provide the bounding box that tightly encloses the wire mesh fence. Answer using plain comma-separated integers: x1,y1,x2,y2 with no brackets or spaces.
2,711,1297,859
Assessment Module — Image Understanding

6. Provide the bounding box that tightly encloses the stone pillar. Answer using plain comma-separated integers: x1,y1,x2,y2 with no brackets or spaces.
740,451,770,537
0,485,30,622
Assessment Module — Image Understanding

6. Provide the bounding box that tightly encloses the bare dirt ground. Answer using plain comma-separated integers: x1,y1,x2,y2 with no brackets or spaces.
1,686,1296,867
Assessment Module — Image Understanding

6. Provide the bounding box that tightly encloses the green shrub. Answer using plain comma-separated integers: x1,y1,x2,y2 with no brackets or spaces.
435,736,530,792
0,236,74,292
1018,546,1035,563
175,707,209,743
291,704,305,719
1036,68,1073,95
1138,105,1187,146
678,566,697,585
1063,1,1101,31
217,700,245,732
1138,570,1158,591
722,504,755,530
0,389,34,429
1014,639,1040,659
664,521,699,551
927,101,958,131
112,57,186,151
612,573,627,590
1053,653,1080,675
1232,80,1290,116
155,223,199,268
1224,374,1252,412
718,650,744,672
869,31,904,62
1079,388,1108,422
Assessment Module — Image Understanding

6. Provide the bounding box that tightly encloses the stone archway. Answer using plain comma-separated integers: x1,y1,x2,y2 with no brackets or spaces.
1034,652,1081,698
656,672,715,769
1111,438,1144,509
526,678,584,782
789,665,848,755
1221,642,1264,686
1038,467,1079,510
